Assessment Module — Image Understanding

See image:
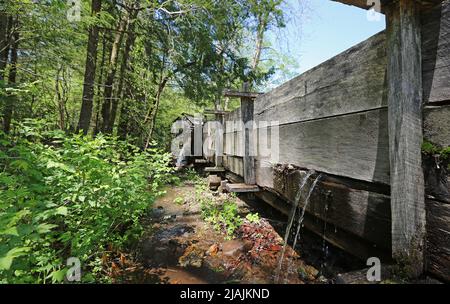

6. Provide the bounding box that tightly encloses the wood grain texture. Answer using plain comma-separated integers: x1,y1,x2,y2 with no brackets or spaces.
255,189,391,261
241,92,256,184
256,108,390,184
426,199,450,281
424,105,450,147
386,0,426,275
421,0,450,104
254,32,387,126
272,167,392,249
223,155,244,177
332,0,444,12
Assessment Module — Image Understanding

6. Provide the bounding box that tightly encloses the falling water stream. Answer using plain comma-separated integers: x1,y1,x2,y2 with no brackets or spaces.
274,172,323,283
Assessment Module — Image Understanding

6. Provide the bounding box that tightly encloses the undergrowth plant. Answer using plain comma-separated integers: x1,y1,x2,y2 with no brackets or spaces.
0,119,174,283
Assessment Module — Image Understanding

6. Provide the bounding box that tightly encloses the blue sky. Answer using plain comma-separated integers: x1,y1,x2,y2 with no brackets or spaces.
267,0,386,76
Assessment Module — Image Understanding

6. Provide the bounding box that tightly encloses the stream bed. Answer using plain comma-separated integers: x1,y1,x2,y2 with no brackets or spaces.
109,179,367,284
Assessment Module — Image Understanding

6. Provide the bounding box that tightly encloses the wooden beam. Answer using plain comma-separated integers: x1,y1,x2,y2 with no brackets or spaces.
204,166,226,173
223,89,262,99
241,83,256,185
225,183,260,193
331,0,443,12
203,109,230,115
386,0,426,277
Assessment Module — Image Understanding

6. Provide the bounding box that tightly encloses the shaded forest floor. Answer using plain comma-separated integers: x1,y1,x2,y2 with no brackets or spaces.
100,172,444,284
103,173,365,284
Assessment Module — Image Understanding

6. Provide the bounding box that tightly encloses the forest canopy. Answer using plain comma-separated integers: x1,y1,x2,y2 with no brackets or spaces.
0,0,299,147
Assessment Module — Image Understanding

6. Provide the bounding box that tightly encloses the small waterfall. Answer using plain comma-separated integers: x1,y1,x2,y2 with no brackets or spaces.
320,200,330,272
282,174,322,283
274,171,314,283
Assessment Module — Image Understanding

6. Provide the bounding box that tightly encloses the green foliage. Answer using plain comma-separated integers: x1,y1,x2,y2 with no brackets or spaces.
173,197,184,205
200,196,243,239
422,140,450,159
0,120,173,283
245,212,260,224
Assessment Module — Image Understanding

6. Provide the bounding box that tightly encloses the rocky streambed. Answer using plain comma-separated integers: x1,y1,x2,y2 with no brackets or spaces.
106,179,363,284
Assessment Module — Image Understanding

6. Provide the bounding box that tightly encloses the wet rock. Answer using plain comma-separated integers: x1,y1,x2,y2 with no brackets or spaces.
179,245,204,268
208,175,221,191
206,244,219,256
222,240,246,258
162,214,177,221
150,206,165,218
298,265,319,281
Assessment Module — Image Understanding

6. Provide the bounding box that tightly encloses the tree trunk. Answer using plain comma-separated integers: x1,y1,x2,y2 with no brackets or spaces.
77,0,102,135
0,12,10,81
94,30,108,135
3,25,18,133
117,77,133,140
251,13,267,72
144,77,168,149
101,11,128,134
55,66,70,130
108,5,138,133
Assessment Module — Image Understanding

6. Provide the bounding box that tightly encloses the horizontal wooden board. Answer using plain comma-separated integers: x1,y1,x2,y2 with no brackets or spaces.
255,32,387,126
255,189,391,261
426,199,450,281
422,0,450,103
259,167,392,249
223,155,244,177
256,108,390,185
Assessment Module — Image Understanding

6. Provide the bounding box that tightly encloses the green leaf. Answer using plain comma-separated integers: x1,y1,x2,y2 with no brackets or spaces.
55,206,68,216
0,247,30,270
50,269,67,283
0,226,19,236
36,223,58,234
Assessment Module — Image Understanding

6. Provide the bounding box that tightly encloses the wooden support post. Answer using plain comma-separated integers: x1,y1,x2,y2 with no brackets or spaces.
386,0,426,277
241,83,256,185
214,112,224,167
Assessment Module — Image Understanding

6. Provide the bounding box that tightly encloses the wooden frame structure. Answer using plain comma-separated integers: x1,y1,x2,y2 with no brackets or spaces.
192,0,449,280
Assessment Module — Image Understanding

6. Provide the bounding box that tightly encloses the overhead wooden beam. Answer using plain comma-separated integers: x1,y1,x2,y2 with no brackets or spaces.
203,109,230,115
386,0,426,278
223,89,262,99
331,0,374,11
331,0,443,13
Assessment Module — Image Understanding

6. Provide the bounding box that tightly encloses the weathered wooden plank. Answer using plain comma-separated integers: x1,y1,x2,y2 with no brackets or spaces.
255,32,387,126
331,0,372,10
256,108,390,185
421,0,450,103
223,90,262,99
254,189,391,261
386,0,426,277
426,199,450,281
223,155,244,177
258,166,392,249
225,183,259,193
424,105,450,147
241,83,256,185
204,167,225,173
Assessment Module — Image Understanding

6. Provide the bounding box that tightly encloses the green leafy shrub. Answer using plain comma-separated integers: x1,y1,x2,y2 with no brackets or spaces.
0,120,173,283
245,213,260,224
200,197,242,239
